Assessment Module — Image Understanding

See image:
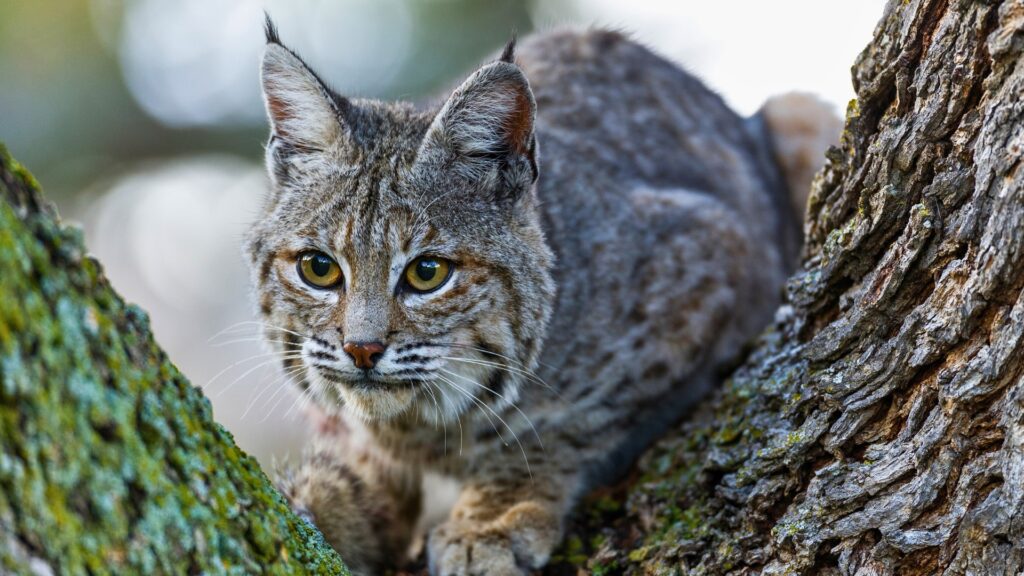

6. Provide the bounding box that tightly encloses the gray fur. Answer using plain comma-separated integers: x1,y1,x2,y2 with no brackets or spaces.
248,23,828,576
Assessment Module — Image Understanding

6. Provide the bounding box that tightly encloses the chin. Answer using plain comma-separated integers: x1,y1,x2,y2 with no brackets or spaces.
334,381,420,422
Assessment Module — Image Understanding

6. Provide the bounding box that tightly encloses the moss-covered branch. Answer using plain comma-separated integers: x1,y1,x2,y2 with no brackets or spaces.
0,144,347,574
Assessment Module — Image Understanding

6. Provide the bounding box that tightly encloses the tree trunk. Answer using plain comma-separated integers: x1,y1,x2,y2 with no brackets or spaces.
3,1,1023,574
0,145,348,574
552,0,1024,574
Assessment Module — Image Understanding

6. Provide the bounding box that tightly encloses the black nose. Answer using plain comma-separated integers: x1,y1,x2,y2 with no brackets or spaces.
342,341,386,370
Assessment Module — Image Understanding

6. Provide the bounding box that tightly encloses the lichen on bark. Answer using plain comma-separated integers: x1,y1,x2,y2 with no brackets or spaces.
0,144,348,574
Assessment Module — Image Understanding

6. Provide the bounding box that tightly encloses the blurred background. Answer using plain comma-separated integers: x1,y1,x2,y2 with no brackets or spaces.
0,0,886,466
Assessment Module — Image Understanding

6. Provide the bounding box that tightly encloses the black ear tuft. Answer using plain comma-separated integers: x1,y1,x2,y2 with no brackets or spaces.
499,33,517,64
264,12,282,45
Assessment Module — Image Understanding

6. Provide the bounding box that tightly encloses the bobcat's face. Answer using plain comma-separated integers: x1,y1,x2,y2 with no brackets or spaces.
246,40,553,422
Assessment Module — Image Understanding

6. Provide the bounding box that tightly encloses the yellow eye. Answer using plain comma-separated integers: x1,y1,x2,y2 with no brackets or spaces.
298,252,343,289
404,257,451,293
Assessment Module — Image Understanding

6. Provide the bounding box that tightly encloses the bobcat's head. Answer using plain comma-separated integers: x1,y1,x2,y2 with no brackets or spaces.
245,18,554,423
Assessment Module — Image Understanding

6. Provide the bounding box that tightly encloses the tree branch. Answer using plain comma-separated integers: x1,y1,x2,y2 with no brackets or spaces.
0,144,348,575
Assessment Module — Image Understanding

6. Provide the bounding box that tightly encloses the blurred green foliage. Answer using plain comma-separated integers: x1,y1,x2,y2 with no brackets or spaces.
0,0,534,202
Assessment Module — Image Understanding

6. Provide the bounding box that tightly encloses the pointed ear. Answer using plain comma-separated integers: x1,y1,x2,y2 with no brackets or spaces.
417,55,538,192
260,18,345,152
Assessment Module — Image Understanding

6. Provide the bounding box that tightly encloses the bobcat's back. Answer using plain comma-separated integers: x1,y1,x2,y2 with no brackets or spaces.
521,29,801,261
508,30,815,477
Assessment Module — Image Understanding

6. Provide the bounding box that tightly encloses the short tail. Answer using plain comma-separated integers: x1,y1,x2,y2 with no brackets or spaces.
756,93,842,221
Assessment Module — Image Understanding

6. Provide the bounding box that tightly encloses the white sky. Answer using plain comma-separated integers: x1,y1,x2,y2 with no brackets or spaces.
533,0,889,115
118,0,888,126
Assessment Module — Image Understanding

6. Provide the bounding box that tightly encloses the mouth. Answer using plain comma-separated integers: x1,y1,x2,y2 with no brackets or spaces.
315,365,425,391
309,363,430,422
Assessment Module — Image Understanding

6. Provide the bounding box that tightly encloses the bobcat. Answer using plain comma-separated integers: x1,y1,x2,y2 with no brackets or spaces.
247,16,838,575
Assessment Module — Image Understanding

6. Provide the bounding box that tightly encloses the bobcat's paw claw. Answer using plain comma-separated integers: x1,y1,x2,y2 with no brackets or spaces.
428,502,559,576
428,521,526,576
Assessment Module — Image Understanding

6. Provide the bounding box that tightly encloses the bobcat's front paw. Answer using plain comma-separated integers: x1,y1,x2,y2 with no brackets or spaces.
275,452,391,576
428,501,560,576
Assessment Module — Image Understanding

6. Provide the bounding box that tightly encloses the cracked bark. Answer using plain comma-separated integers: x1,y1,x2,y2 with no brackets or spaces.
552,1,1024,574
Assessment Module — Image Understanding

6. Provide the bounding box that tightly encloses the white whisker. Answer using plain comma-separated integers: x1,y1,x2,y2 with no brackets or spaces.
216,354,304,396
439,355,554,393
261,371,304,422
210,337,305,349
434,372,532,479
440,368,544,451
282,366,320,420
410,340,553,390
207,351,303,395
416,370,442,429
242,361,306,420
207,320,267,343
208,320,310,343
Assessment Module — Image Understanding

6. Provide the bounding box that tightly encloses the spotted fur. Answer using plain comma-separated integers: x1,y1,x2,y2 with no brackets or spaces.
247,19,831,576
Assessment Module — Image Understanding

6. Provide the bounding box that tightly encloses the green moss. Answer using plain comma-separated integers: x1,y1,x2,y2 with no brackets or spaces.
565,339,813,572
821,216,860,265
0,144,348,574
552,536,588,566
627,546,651,563
589,495,622,516
589,558,620,576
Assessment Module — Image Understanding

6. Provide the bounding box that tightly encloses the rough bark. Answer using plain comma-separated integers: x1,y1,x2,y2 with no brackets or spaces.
551,0,1024,574
0,144,347,574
